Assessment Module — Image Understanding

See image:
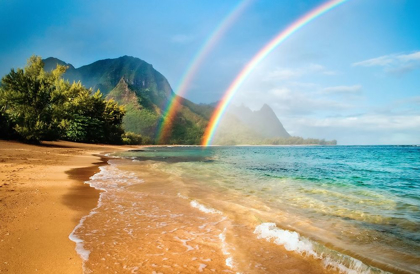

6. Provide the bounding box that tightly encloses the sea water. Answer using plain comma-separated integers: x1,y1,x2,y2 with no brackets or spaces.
71,146,420,273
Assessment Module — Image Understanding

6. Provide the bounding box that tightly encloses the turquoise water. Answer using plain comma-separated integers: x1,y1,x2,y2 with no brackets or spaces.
118,145,420,273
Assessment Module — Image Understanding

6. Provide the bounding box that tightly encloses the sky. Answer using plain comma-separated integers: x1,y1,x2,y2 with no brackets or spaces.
1,0,419,145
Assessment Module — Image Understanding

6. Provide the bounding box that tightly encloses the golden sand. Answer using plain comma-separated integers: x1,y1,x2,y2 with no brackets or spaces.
0,140,128,273
0,141,339,273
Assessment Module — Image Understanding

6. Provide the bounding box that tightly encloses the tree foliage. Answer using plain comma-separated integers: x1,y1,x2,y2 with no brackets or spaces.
0,56,125,143
122,131,143,145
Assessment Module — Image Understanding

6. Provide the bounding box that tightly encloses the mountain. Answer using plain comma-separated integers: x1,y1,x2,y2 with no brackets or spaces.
43,57,75,72
43,56,210,144
44,55,172,108
229,104,290,138
42,56,333,145
211,104,290,145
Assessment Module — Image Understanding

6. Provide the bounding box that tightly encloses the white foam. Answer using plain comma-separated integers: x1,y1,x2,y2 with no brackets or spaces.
254,223,386,274
174,236,195,251
198,263,207,272
69,162,145,272
226,257,234,268
219,228,235,270
103,153,120,158
254,223,315,256
69,224,91,261
190,200,222,215
177,193,188,199
88,165,144,190
69,197,102,272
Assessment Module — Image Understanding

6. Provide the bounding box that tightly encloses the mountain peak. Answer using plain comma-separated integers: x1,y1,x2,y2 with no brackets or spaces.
261,103,272,111
116,77,129,90
229,103,290,138
107,77,138,105
43,57,75,71
43,56,172,102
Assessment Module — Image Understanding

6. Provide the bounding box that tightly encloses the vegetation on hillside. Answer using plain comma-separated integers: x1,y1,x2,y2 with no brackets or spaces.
0,56,130,144
106,78,209,145
1,55,337,146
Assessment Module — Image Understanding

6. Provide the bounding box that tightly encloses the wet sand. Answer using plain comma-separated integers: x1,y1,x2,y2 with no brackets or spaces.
0,141,375,274
72,158,339,274
0,140,129,274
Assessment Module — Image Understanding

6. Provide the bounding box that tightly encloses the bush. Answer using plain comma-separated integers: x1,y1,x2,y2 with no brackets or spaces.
0,55,126,144
122,132,143,145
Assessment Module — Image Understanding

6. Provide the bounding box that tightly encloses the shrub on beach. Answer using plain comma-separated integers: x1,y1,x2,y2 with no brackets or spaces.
122,131,143,145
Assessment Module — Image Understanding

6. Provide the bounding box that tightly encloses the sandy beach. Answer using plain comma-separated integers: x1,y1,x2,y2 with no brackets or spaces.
0,142,336,274
2,142,417,274
0,140,129,274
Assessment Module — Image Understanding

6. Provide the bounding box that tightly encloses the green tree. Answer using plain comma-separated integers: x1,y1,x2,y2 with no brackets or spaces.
0,56,67,141
57,85,125,144
0,55,126,144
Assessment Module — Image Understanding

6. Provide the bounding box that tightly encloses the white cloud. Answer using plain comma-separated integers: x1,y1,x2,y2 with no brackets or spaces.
352,56,394,67
171,34,194,44
233,86,356,116
295,115,420,131
353,51,420,74
284,114,420,145
398,51,420,62
288,82,319,89
264,63,336,81
265,68,302,81
321,85,362,95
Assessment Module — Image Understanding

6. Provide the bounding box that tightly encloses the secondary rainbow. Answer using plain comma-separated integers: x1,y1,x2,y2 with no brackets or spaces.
157,0,254,143
202,0,348,146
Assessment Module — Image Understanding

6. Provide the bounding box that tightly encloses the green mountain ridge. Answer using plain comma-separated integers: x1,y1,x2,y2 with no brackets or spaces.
106,77,210,144
44,56,211,144
42,56,335,145
44,56,171,107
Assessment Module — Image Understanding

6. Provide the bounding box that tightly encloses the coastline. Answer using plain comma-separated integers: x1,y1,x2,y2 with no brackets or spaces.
2,143,417,273
0,140,130,273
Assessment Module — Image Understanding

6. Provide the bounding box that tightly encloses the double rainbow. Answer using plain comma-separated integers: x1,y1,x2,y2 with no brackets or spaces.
202,0,348,146
157,0,254,143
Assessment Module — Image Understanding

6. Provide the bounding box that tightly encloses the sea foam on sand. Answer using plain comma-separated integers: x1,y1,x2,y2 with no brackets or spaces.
69,164,144,271
254,223,386,274
190,200,222,215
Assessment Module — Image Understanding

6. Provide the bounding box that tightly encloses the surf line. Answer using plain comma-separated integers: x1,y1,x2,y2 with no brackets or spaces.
202,0,348,146
157,0,255,143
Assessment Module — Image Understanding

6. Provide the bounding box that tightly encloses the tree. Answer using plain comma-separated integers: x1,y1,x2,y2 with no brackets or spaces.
0,55,126,144
0,56,66,141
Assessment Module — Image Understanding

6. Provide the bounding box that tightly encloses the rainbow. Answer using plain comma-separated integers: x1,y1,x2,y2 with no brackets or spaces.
202,0,348,146
157,0,254,143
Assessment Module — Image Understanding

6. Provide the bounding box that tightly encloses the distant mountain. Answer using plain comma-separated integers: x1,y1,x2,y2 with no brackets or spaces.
229,104,290,138
211,104,291,145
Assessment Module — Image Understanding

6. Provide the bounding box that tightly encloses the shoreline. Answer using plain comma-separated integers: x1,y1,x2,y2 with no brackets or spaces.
0,140,131,273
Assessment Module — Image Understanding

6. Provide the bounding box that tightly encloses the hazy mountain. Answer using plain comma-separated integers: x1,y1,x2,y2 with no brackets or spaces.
211,104,291,145
229,104,290,138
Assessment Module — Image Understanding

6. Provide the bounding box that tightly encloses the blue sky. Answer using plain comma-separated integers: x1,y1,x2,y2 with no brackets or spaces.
1,0,419,144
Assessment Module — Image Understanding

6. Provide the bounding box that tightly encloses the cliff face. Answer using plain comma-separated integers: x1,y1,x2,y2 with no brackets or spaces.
43,55,172,107
43,57,209,144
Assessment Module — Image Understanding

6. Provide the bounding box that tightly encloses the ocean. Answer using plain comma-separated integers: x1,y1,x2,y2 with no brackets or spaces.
71,145,420,273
